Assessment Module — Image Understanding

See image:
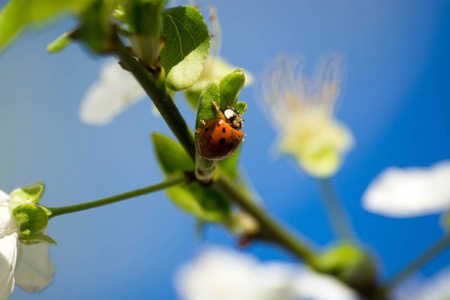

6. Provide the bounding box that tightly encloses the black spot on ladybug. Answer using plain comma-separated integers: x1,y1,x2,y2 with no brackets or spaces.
204,127,210,131
219,138,226,145
228,143,234,149
222,127,226,133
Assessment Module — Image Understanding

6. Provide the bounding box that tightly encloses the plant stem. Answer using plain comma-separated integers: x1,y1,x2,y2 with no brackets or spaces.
382,231,450,292
112,34,317,264
47,176,186,218
317,178,355,241
214,173,317,264
112,35,196,160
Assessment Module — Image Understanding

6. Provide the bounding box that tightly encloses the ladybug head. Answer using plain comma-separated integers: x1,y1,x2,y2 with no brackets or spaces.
224,107,243,130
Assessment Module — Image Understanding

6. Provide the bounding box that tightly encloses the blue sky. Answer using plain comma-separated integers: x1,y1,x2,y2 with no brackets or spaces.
1,1,449,299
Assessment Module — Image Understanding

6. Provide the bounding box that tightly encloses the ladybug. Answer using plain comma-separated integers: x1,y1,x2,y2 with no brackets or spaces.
195,100,244,161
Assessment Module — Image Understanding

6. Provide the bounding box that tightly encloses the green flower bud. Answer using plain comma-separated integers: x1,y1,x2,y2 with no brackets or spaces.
125,0,165,67
313,243,377,295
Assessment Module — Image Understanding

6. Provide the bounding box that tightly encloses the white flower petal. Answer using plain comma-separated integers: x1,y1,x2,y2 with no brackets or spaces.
79,60,146,125
175,248,297,300
0,233,18,300
396,268,450,300
293,269,358,300
14,242,54,292
363,160,450,217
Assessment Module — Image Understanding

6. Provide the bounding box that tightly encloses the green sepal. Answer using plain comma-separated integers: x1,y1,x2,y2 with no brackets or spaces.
12,203,49,237
152,132,231,222
313,243,377,293
21,234,57,246
10,181,45,208
0,0,94,52
161,6,210,91
47,31,72,53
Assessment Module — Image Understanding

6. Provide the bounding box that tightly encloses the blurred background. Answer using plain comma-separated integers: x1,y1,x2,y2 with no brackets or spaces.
1,0,449,299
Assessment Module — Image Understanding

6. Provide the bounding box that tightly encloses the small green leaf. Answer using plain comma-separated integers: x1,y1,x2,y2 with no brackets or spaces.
195,69,247,130
152,132,230,221
161,6,210,91
217,69,245,110
12,203,49,236
0,0,94,52
47,31,72,53
10,181,45,207
21,234,57,245
235,101,247,116
152,132,194,174
167,183,230,222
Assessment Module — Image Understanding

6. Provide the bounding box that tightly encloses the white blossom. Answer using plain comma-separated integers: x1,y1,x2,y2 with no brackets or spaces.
363,160,450,217
175,247,357,300
260,55,354,178
396,268,450,300
0,191,54,300
79,59,146,125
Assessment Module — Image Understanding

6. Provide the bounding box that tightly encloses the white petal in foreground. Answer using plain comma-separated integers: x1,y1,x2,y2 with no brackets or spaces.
79,60,146,125
0,192,18,300
0,234,18,300
175,247,357,300
14,242,54,292
293,269,358,300
363,161,450,217
396,268,450,300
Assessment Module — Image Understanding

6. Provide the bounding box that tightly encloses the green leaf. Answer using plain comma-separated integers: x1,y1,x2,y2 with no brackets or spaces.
47,31,72,53
167,183,230,222
161,6,210,91
152,132,230,221
21,234,57,245
195,69,247,130
10,181,45,207
0,0,93,52
235,101,247,115
152,132,194,174
12,203,49,236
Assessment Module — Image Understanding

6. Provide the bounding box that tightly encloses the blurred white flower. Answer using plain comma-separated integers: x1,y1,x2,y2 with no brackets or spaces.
397,268,450,300
175,247,357,300
260,55,354,178
79,59,146,125
0,190,54,299
363,160,450,217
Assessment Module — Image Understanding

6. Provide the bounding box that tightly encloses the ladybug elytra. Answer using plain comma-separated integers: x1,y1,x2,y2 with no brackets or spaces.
195,101,245,161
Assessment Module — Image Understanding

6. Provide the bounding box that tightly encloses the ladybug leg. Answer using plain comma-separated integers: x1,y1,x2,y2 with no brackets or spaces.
211,100,226,121
194,120,207,133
